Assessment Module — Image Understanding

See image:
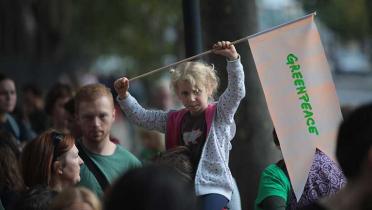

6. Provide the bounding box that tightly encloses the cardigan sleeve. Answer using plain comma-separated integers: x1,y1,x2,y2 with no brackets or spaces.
216,57,246,124
116,94,168,133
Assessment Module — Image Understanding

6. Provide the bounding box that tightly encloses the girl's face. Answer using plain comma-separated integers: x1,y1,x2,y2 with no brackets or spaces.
0,79,17,113
60,145,84,186
176,80,210,116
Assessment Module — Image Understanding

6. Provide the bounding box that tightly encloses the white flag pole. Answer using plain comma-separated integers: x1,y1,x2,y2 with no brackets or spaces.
129,12,316,81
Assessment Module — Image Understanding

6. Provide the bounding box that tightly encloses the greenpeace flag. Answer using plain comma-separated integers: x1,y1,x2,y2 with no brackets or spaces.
248,13,343,200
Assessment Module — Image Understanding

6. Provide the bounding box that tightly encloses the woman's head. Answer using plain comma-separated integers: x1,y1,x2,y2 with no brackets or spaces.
21,129,83,189
49,187,101,210
45,83,74,131
336,103,372,180
170,62,219,115
0,73,17,114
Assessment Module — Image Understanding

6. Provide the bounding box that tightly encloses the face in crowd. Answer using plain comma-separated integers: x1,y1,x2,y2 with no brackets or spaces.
55,143,84,185
76,86,116,144
175,80,210,116
0,78,17,114
21,130,84,189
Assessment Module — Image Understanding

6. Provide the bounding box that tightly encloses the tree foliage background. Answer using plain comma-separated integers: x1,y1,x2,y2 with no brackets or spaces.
0,0,183,87
302,0,372,40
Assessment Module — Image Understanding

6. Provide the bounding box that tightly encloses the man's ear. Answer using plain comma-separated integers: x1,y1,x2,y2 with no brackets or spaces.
52,160,63,175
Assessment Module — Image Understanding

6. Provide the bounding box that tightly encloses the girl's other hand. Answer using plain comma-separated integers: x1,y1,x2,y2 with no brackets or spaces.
114,77,130,100
212,41,239,61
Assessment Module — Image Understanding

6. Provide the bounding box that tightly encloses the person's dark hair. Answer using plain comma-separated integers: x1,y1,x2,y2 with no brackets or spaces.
340,105,355,119
0,129,21,158
0,73,10,82
0,130,24,192
13,185,57,210
22,84,43,98
152,146,193,183
64,97,75,115
45,83,73,115
336,103,372,179
104,165,199,210
21,129,75,188
272,129,280,147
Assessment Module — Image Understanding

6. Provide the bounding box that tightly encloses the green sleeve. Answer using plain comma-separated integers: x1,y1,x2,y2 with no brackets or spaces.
254,164,291,210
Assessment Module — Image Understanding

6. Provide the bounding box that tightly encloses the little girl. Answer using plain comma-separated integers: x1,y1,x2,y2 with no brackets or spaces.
114,41,245,210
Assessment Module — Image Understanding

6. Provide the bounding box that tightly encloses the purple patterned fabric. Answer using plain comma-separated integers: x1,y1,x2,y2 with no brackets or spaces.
288,149,346,209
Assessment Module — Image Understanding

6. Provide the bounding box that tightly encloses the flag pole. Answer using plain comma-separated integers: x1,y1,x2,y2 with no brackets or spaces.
129,12,316,81
129,37,253,81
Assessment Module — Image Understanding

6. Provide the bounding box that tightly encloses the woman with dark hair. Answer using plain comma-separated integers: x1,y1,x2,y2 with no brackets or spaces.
0,73,36,142
45,83,74,133
21,129,83,191
0,130,24,209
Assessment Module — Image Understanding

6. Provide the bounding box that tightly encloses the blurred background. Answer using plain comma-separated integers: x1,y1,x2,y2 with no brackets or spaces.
1,0,371,209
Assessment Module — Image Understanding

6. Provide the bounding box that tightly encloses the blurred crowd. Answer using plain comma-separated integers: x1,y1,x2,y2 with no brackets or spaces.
1,69,372,210
0,73,177,210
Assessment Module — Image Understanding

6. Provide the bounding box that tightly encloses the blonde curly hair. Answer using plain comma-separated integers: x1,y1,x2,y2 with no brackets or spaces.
170,61,219,99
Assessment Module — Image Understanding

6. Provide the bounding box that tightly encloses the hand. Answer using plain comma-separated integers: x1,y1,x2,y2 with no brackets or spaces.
114,77,129,100
212,41,239,61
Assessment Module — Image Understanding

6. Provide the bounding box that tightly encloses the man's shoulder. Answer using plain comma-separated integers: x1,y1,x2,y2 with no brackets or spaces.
113,144,141,164
114,144,132,154
263,163,283,174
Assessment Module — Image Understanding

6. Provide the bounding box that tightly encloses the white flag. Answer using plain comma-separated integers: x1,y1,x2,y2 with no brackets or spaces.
248,13,343,200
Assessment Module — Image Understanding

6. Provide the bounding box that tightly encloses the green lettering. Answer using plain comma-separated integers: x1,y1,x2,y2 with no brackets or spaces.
306,117,315,126
292,71,303,79
301,102,312,110
294,79,305,87
290,64,300,72
299,93,309,102
296,86,306,95
303,110,313,118
309,126,319,135
286,54,319,135
287,54,298,65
